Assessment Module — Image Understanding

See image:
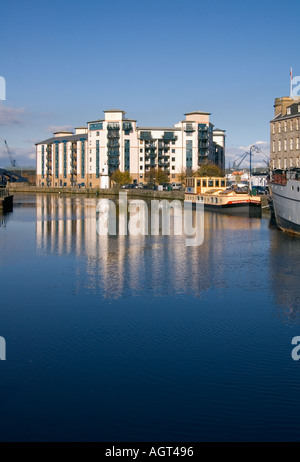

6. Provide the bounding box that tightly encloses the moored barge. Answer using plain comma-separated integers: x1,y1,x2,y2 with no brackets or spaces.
185,176,261,216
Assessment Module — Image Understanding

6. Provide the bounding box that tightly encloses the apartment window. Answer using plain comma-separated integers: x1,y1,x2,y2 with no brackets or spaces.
96,140,100,178
290,139,293,150
272,123,275,134
41,145,45,179
140,166,143,170
278,159,281,169
278,123,281,134
284,158,287,169
186,140,193,169
172,149,175,153
140,149,143,153
272,141,275,153
284,121,287,132
290,121,293,131
172,157,175,162
297,119,299,130
96,131,100,136
290,158,293,167
287,107,291,115
284,139,287,151
140,157,143,161
172,141,175,145
297,138,299,150
298,105,300,112
172,166,175,170
125,140,129,172
272,159,275,169
278,140,281,151
297,158,299,167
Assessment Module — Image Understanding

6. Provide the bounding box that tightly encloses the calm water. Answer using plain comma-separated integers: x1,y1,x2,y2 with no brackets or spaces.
1,193,300,442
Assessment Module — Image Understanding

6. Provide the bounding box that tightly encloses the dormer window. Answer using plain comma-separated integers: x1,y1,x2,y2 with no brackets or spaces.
287,107,291,115
298,105,300,113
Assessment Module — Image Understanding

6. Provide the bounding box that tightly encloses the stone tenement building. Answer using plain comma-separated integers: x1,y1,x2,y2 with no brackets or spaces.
36,109,225,188
270,97,300,170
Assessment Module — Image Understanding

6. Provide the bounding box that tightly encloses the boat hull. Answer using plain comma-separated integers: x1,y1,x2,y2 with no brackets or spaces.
269,180,300,236
188,200,261,216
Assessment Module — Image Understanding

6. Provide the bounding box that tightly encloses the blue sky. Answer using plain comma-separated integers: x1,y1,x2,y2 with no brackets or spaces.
0,0,299,168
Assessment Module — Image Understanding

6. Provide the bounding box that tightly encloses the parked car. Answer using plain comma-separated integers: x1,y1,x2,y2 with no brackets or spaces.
171,183,182,190
121,184,135,189
162,183,172,191
255,186,269,195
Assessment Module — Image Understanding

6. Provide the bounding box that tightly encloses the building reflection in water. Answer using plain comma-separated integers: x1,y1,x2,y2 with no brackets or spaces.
0,214,7,228
270,228,300,321
36,195,262,299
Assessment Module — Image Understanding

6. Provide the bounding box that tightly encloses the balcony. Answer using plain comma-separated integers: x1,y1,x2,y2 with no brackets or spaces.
158,143,170,150
198,141,208,149
184,124,195,132
107,123,120,130
163,132,177,141
139,131,152,141
123,122,132,131
107,141,120,148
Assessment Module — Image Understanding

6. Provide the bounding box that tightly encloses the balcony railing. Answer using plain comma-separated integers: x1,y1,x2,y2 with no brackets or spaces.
184,125,195,132
107,123,120,130
139,131,152,140
107,132,120,139
123,122,132,131
107,141,120,148
163,132,177,140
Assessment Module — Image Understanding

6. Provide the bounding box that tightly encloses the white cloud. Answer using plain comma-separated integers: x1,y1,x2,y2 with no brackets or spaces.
0,103,26,126
0,144,35,167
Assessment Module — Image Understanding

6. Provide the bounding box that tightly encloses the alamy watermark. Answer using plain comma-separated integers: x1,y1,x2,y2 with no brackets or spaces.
292,76,300,99
0,76,6,101
0,336,6,360
96,192,204,247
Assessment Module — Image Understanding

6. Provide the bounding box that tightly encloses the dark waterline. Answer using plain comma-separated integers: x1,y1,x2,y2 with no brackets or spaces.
0,194,300,442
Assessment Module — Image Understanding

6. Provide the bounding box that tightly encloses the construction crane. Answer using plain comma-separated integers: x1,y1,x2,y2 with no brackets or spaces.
0,138,17,167
232,145,270,170
232,151,250,170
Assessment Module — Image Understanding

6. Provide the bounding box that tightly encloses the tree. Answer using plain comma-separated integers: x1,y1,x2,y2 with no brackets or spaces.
110,169,132,186
177,167,195,186
194,164,224,178
145,167,169,185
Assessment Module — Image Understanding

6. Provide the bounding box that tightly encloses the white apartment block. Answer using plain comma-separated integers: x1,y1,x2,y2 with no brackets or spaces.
36,109,225,188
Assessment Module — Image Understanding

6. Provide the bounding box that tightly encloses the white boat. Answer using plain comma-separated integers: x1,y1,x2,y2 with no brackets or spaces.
269,169,300,235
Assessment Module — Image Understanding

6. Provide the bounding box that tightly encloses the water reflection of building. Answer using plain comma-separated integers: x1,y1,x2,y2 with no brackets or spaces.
36,195,262,299
270,229,300,321
0,213,6,228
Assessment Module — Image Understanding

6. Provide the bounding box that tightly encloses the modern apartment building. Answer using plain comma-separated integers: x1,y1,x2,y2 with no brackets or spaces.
270,97,300,170
36,109,226,188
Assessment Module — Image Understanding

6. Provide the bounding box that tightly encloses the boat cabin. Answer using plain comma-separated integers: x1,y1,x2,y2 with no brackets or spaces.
186,177,227,195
